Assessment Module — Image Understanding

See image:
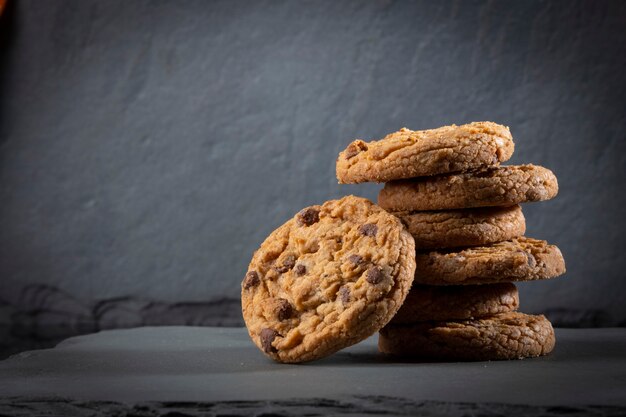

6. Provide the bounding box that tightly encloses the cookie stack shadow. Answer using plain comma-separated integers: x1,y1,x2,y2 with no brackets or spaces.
338,122,566,360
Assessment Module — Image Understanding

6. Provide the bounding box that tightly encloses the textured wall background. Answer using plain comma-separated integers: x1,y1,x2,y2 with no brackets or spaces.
1,0,625,355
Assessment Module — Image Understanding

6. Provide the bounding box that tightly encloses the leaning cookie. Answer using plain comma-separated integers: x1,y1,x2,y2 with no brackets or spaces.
378,164,558,211
390,283,519,324
379,312,555,360
413,237,565,285
241,195,416,363
336,122,514,184
394,205,525,250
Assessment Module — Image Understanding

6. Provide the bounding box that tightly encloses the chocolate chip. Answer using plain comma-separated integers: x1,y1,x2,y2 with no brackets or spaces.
366,266,384,284
359,223,378,237
276,298,293,321
338,286,350,305
283,255,296,269
348,254,364,265
296,207,320,227
243,271,260,289
344,140,368,159
275,254,297,273
294,264,306,276
260,328,279,353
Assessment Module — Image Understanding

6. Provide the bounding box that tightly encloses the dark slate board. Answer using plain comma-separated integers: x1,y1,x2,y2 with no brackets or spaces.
1,397,624,417
0,326,624,416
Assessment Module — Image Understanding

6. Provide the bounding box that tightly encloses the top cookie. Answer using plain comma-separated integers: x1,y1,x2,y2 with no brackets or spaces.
241,195,416,363
336,122,514,184
378,164,558,211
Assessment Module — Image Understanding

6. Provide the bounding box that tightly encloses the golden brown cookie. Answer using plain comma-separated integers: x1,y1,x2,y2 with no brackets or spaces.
241,195,416,363
413,237,565,285
378,164,558,211
394,205,525,250
379,312,555,360
336,122,514,184
390,283,519,324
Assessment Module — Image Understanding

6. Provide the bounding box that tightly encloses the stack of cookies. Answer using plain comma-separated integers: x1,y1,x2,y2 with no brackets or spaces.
337,122,566,360
241,121,565,363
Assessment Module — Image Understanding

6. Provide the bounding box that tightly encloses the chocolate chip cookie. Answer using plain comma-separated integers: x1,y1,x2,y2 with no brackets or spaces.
390,283,519,324
379,312,555,360
336,122,514,184
394,205,525,250
241,195,416,363
413,236,565,285
378,164,558,211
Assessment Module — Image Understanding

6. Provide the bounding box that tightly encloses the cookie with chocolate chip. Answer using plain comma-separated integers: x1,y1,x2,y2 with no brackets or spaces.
413,236,566,285
379,312,555,361
336,122,514,184
241,195,416,363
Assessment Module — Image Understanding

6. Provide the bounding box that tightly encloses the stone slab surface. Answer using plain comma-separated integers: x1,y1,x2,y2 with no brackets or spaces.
0,397,624,417
0,326,624,410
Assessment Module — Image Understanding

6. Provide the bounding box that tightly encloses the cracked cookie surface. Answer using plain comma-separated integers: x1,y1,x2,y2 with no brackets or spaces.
394,205,525,250
379,312,555,360
378,164,558,211
390,283,519,323
241,195,416,363
336,122,514,184
413,236,565,285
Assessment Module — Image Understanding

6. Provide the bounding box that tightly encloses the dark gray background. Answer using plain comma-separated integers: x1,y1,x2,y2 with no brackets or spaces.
1,0,625,354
